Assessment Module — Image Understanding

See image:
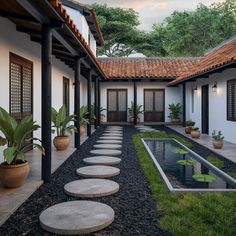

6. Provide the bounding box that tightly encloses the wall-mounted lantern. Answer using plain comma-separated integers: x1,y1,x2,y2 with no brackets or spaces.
194,86,198,94
212,82,217,93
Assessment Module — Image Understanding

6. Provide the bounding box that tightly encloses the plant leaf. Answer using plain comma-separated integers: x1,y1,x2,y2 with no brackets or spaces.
177,159,197,165
3,147,17,164
192,174,216,183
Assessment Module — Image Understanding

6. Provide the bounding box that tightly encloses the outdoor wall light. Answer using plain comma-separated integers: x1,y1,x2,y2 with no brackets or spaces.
194,86,198,93
212,82,217,92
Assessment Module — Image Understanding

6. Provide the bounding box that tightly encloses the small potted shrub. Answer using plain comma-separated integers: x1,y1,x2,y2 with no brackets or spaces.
52,105,77,151
79,105,89,136
212,130,224,149
0,107,44,188
168,103,182,123
100,107,106,123
128,101,144,123
191,127,201,139
185,120,195,134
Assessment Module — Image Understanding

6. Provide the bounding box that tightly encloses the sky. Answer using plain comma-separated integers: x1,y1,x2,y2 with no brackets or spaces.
78,0,224,31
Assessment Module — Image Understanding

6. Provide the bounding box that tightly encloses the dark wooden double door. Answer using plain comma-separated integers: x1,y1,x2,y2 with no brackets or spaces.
144,89,165,122
107,89,127,122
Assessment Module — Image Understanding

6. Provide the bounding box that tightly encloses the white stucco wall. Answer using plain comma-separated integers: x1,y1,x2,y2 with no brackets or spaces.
100,81,182,122
0,17,74,162
185,68,236,144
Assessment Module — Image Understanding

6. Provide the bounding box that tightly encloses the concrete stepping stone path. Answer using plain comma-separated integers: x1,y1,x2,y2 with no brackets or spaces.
90,149,122,156
100,136,123,140
97,140,122,144
76,165,120,178
93,144,122,149
39,201,114,235
83,156,121,165
64,179,119,198
102,134,123,137
104,131,123,134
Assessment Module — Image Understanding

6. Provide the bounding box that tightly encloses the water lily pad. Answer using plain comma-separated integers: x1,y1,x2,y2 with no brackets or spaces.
192,174,216,183
172,147,188,155
177,160,197,166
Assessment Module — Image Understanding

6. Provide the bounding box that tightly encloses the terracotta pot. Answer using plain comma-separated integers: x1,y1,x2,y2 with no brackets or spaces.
185,126,193,134
213,140,223,149
53,136,70,151
171,118,180,123
80,125,86,136
0,161,29,188
129,117,140,124
191,130,201,139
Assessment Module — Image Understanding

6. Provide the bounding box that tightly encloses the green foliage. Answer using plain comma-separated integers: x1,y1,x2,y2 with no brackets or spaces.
51,105,77,136
0,107,44,165
177,160,197,166
133,132,236,236
172,147,188,155
128,101,144,118
192,174,216,183
79,105,90,126
185,120,195,127
168,103,182,119
212,130,224,141
227,172,236,179
207,155,225,169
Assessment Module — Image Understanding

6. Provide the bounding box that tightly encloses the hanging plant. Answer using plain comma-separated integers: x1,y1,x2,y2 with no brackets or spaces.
177,160,197,166
192,174,216,183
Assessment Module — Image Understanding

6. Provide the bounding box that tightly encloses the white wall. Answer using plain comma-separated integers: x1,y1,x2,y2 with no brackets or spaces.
185,68,236,144
100,81,182,122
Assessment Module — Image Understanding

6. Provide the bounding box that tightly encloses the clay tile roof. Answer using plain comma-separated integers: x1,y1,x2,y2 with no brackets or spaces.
169,36,236,86
98,57,200,79
49,0,107,79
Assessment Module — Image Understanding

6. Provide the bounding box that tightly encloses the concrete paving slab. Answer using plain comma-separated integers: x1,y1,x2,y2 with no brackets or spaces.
93,144,122,149
90,149,122,156
83,156,121,165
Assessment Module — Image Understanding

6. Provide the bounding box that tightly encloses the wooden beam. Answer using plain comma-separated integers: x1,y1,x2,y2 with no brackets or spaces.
133,81,137,125
16,26,41,35
87,70,92,137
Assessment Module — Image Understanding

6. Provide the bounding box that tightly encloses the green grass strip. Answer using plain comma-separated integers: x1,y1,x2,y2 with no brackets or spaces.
133,131,236,236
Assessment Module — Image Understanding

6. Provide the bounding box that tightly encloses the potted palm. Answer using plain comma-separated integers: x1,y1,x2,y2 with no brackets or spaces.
80,105,89,136
51,105,77,151
128,102,144,123
168,103,182,123
185,120,195,134
191,127,201,139
0,107,44,188
212,130,224,149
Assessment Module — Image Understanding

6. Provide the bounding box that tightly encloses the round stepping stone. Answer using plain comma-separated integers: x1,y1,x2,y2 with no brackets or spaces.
76,165,120,178
39,201,114,235
83,156,121,165
93,144,122,149
90,149,122,156
107,126,122,128
104,131,122,134
102,134,123,137
97,140,122,144
64,179,119,198
100,136,122,140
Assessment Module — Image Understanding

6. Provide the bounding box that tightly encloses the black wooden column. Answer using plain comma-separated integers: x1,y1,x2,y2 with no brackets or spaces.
94,77,99,129
41,25,52,183
74,57,81,149
97,78,101,127
87,70,92,137
182,83,186,126
133,81,137,125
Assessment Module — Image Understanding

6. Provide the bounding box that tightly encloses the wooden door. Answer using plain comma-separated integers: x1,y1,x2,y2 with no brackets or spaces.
63,77,70,115
10,53,33,151
107,89,127,122
202,85,209,134
144,89,165,122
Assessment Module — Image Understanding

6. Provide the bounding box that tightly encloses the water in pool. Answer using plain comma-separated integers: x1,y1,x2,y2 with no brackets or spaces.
145,139,236,190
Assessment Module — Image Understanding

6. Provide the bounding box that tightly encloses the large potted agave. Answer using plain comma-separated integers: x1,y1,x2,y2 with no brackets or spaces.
0,107,44,188
168,103,182,123
51,105,77,151
128,101,144,123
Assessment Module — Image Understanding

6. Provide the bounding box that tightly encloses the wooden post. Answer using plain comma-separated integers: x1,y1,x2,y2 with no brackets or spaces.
87,70,92,137
98,78,101,127
74,57,81,149
182,83,186,126
41,25,52,183
94,77,99,129
133,81,137,125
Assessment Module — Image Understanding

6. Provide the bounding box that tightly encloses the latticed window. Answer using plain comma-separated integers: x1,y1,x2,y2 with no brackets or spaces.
10,52,33,121
227,79,236,121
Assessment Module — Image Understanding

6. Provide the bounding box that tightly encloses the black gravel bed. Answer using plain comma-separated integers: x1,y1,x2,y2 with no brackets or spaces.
153,125,236,173
0,126,171,236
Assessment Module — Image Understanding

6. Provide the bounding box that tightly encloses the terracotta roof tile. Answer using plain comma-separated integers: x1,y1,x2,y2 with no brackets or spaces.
169,37,236,86
98,57,200,79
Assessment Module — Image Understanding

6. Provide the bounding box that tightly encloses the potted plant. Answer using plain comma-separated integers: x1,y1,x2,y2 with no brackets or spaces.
191,127,201,139
185,120,195,134
0,107,44,188
79,105,89,136
212,130,224,149
168,103,182,123
128,101,144,123
51,105,77,151
100,107,106,123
